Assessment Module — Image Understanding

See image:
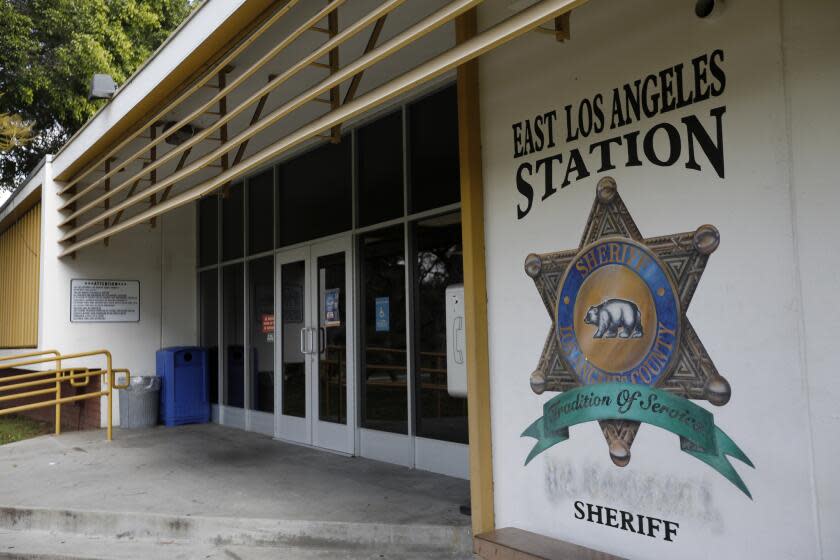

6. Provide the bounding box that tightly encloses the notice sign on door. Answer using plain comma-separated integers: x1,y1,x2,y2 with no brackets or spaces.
375,297,390,332
70,280,140,323
262,314,275,343
261,313,275,334
324,288,341,327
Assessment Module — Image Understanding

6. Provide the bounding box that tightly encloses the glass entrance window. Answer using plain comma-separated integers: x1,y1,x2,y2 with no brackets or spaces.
412,213,467,444
198,195,218,267
357,110,403,227
249,257,274,413
280,260,306,418
408,86,460,213
222,182,244,261
277,137,351,247
359,226,407,434
248,170,274,255
197,84,466,467
222,263,244,408
199,270,218,404
317,253,347,424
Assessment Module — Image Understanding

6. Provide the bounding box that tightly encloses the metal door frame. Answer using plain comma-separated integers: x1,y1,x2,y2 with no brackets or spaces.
274,234,355,455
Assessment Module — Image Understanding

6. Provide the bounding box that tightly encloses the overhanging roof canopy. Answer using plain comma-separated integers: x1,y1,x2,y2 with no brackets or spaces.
55,0,587,257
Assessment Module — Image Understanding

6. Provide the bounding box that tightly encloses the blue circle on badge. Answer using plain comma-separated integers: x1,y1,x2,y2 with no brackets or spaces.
556,238,680,386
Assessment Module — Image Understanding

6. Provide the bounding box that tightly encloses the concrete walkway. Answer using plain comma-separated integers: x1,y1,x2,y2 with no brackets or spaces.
0,425,472,558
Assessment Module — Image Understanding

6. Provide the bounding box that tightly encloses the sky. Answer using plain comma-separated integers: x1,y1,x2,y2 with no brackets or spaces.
0,190,10,207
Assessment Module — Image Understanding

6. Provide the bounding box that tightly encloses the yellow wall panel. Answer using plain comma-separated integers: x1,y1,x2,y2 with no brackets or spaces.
0,203,40,348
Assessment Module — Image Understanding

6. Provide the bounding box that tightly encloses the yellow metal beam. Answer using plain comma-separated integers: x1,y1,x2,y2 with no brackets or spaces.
58,0,397,227
327,0,342,143
58,0,348,213
0,369,98,393
0,366,82,384
456,8,495,537
0,391,109,417
58,0,476,243
0,349,59,362
55,0,286,185
60,0,587,255
343,16,389,105
0,387,57,403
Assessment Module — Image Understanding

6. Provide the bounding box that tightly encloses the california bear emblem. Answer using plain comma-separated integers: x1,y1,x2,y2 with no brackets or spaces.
584,299,643,339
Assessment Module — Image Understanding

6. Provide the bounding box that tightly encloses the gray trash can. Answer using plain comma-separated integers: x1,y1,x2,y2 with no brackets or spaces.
118,376,161,428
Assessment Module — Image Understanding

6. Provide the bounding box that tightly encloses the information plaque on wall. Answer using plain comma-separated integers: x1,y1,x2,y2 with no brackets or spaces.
70,280,140,323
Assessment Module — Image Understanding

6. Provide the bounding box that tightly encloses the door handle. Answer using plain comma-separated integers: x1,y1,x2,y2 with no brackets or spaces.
307,327,317,355
319,327,326,354
300,327,308,355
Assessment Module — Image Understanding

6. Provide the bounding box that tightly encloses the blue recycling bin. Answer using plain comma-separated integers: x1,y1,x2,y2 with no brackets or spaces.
156,346,210,426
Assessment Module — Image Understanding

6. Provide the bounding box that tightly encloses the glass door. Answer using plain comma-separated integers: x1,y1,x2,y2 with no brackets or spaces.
275,236,354,454
275,246,310,445
311,237,354,453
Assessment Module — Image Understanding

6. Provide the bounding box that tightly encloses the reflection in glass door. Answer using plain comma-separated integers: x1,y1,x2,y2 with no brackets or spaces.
275,236,354,454
276,247,310,445
316,252,347,425
356,215,469,478
312,239,353,452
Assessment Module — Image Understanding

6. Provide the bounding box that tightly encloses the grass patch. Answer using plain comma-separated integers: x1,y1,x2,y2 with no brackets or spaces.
0,415,52,445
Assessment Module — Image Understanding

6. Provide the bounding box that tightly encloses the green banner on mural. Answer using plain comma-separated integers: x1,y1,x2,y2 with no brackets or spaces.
521,384,754,497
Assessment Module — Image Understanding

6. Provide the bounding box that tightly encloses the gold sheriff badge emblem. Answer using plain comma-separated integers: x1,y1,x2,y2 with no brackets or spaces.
521,177,754,497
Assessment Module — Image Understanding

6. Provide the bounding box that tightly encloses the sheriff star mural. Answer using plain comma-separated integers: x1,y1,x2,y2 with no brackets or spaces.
521,177,754,498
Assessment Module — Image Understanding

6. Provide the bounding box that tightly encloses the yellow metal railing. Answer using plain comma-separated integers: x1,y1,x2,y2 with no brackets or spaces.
0,350,130,440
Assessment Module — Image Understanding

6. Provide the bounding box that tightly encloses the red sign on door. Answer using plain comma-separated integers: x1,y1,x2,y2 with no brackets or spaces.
261,313,275,334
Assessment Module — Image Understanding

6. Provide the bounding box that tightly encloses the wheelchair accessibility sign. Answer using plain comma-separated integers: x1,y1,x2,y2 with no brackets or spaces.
375,297,390,332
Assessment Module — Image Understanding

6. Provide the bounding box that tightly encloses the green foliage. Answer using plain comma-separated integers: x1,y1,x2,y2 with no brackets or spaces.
0,111,32,152
0,414,51,445
0,0,195,190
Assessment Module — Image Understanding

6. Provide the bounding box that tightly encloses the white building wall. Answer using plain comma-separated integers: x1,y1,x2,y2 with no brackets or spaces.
160,205,198,350
35,160,197,425
782,0,840,556
478,0,838,558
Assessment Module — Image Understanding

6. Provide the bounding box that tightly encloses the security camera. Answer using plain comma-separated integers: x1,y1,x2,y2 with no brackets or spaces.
695,0,725,19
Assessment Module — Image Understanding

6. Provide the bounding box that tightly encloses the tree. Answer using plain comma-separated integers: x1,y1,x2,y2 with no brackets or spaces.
0,0,195,191
0,111,32,152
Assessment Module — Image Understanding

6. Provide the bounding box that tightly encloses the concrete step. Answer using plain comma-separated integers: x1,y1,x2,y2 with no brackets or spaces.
474,528,622,560
0,529,469,560
0,506,472,559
